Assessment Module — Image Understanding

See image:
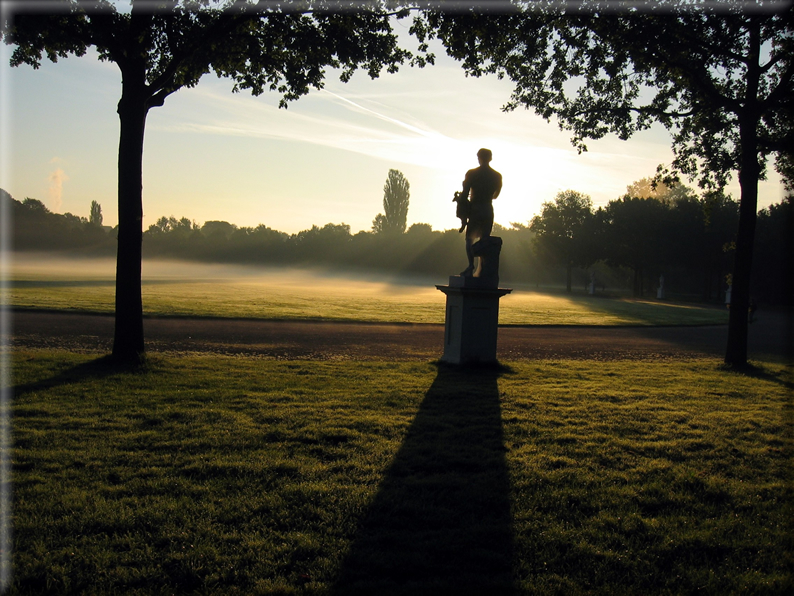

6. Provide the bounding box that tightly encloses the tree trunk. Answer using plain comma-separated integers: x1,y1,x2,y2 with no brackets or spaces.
112,82,149,362
566,263,572,293
724,142,759,367
724,22,761,368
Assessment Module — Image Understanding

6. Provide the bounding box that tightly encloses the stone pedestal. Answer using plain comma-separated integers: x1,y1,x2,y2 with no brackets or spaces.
436,276,512,365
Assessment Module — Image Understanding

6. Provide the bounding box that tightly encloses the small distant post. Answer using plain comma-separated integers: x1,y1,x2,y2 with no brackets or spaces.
436,237,512,365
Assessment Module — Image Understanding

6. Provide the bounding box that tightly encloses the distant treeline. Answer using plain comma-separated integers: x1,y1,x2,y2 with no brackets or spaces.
3,187,791,305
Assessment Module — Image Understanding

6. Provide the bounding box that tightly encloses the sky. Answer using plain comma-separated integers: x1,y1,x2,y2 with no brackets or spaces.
0,17,786,235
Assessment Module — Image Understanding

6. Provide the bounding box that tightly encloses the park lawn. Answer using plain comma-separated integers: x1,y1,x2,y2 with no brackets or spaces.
6,261,728,326
7,350,792,595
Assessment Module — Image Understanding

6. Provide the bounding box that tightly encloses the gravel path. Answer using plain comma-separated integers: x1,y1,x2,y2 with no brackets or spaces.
7,309,791,362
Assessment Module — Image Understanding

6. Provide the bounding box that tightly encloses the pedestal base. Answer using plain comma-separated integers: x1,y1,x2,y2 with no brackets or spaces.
436,277,512,365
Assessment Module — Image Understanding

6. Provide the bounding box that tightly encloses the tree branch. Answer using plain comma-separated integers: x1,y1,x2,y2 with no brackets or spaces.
144,3,416,103
760,57,793,109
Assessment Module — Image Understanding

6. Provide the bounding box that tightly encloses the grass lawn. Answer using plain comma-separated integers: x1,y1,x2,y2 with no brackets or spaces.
6,257,728,326
7,350,792,595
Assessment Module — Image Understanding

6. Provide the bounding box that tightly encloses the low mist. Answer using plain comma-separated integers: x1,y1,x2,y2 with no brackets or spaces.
7,253,443,298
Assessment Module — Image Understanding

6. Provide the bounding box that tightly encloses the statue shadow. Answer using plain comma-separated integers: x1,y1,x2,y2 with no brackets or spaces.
332,363,517,596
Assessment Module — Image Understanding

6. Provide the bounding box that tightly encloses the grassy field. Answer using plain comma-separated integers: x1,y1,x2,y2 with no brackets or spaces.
6,256,729,326
7,350,792,595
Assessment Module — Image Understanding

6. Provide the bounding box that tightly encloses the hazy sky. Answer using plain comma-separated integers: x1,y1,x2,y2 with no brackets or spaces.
0,21,785,234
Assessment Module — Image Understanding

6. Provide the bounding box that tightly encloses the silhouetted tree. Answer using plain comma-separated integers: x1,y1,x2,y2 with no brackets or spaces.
291,223,352,263
406,222,433,235
698,191,740,301
374,169,410,234
4,190,114,253
201,220,237,240
753,196,793,307
89,200,103,227
603,196,672,297
530,190,596,292
371,213,388,235
414,1,792,366
21,197,49,215
3,0,419,361
625,178,696,205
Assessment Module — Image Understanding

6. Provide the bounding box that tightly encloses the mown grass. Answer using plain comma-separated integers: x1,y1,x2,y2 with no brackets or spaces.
8,350,792,595
6,258,727,326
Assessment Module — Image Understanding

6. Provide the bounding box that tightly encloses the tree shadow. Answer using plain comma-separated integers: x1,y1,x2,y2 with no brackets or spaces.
332,362,517,596
10,354,148,398
718,361,794,390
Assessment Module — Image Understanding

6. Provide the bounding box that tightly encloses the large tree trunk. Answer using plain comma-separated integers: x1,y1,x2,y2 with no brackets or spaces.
112,82,149,362
565,263,572,293
724,144,759,367
724,23,761,368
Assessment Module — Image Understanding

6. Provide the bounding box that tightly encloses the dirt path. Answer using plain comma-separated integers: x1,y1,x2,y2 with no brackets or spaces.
8,309,791,362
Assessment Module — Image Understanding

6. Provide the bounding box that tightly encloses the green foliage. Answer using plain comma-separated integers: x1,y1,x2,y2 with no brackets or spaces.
3,189,114,253
417,3,791,186
21,197,49,214
753,196,794,305
89,200,103,227
625,178,696,205
3,1,418,109
148,216,197,234
530,190,596,292
602,196,673,294
378,169,410,234
9,352,792,594
371,213,387,234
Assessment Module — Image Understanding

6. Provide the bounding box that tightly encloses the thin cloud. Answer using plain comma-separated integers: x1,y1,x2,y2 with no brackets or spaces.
160,85,459,168
320,88,440,139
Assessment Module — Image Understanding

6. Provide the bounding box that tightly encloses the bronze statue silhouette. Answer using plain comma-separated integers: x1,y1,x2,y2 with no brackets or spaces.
456,148,502,276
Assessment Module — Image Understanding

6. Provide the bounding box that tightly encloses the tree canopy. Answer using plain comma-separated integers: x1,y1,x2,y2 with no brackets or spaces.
414,0,792,366
530,190,595,293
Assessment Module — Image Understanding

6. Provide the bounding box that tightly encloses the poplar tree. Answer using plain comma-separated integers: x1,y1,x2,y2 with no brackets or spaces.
382,168,410,234
89,200,103,227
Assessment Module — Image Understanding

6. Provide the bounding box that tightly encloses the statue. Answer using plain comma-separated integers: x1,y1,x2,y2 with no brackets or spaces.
454,148,503,280
437,150,510,364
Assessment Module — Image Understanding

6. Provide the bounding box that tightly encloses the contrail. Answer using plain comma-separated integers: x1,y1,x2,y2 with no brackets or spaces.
321,88,442,139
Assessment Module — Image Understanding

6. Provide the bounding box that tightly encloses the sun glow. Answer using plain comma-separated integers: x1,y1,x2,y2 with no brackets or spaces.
412,135,586,229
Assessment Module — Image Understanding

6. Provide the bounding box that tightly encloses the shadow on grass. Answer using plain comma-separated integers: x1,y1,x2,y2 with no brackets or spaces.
718,361,794,390
10,354,149,398
331,362,517,596
579,293,729,326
